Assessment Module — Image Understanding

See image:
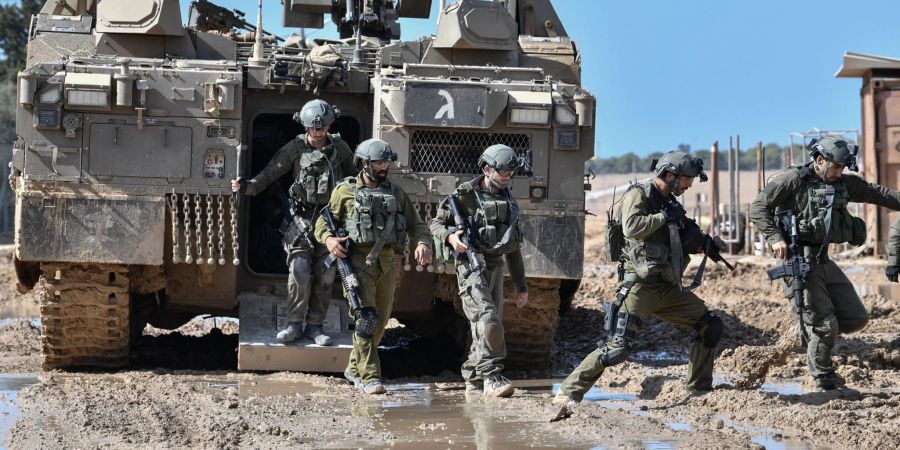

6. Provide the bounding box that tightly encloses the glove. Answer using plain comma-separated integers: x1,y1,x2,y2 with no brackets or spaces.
886,265,900,282
663,201,685,224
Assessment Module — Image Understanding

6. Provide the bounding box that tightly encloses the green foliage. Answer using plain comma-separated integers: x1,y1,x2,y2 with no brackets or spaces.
586,144,793,175
0,0,42,83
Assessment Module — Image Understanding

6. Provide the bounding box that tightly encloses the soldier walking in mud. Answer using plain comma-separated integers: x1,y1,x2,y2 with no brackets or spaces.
231,99,355,345
314,138,432,395
430,144,529,398
553,151,727,416
750,136,900,390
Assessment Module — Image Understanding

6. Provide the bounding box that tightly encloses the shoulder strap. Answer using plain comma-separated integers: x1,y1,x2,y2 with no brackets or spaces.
816,185,835,262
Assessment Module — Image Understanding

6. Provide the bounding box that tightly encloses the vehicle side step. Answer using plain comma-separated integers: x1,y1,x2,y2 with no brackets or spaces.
237,292,352,372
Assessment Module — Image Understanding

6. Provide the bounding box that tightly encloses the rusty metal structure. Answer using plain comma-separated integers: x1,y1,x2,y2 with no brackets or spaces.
10,0,594,371
833,52,899,252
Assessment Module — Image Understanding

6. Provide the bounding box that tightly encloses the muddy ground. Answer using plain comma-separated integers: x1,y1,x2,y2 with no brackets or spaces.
1,219,899,449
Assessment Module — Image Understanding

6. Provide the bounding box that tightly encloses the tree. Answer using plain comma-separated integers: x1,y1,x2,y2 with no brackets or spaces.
0,0,42,83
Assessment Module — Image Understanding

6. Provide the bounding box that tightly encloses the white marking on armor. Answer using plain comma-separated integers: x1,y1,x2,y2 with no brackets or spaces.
435,89,455,120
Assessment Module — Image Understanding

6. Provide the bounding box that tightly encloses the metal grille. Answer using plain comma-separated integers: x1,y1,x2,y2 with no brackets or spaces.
409,130,530,174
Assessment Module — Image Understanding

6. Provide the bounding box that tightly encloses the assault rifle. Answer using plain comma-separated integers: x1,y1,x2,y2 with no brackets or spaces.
666,200,735,271
189,0,284,42
447,194,483,278
320,206,363,314
287,200,315,249
766,211,811,330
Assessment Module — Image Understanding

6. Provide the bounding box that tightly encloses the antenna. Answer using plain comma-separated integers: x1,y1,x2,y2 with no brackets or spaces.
251,0,264,61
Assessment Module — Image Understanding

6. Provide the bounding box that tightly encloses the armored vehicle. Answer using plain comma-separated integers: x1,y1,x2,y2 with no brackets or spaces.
11,0,594,372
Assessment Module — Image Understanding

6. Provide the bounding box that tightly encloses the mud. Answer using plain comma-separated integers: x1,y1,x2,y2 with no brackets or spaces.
2,218,900,448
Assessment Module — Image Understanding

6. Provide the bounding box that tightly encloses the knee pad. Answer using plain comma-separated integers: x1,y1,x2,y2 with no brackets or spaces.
599,343,630,367
354,306,378,339
694,312,725,348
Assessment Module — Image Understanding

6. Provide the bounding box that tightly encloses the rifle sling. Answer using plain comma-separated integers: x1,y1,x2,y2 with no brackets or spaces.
365,213,396,267
815,185,835,263
668,222,685,291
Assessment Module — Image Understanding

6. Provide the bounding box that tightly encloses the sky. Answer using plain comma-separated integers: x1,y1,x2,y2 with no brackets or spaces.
21,0,900,157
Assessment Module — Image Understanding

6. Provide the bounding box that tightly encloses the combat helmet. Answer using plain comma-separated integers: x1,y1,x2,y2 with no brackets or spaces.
294,99,339,131
478,144,522,171
652,151,708,182
807,136,859,172
354,138,398,164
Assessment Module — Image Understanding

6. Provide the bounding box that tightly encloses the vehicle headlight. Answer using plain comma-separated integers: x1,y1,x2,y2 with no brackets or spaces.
66,89,108,107
509,107,550,126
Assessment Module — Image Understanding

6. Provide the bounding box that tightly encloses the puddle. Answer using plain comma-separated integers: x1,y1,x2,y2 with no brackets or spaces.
349,384,600,449
632,351,687,363
760,380,806,395
0,318,40,329
641,441,676,449
194,376,321,401
666,421,694,432
716,414,808,450
0,375,39,448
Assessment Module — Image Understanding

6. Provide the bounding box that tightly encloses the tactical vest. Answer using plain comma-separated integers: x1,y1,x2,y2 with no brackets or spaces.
346,178,407,249
794,174,866,247
288,135,345,207
467,185,520,255
619,181,674,281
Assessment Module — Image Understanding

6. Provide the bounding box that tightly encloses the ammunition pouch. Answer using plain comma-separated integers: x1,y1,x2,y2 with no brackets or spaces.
625,242,669,279
605,217,625,262
354,306,378,339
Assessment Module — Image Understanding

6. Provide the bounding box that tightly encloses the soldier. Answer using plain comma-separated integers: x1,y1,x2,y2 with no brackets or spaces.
231,99,355,345
314,138,433,395
430,144,529,398
886,217,900,282
553,151,725,415
750,136,900,390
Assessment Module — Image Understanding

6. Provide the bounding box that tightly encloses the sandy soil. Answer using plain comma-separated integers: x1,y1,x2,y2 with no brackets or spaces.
1,216,899,448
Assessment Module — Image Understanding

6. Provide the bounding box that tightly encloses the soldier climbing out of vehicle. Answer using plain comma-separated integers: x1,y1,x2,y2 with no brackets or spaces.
314,138,432,395
231,99,355,346
750,136,900,391
430,144,530,398
552,150,731,421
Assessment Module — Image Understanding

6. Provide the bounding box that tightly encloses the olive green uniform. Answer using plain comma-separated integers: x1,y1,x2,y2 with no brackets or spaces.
314,173,431,383
887,217,900,267
558,180,719,401
750,165,900,379
430,176,528,385
245,134,355,326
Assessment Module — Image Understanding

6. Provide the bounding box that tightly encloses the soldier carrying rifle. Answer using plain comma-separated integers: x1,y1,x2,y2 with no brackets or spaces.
553,150,731,420
750,136,900,390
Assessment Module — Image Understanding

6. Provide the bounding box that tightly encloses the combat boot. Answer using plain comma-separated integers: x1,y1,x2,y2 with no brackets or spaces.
814,372,840,391
361,379,387,395
344,368,362,388
276,322,302,342
303,324,333,346
484,374,514,398
550,393,576,422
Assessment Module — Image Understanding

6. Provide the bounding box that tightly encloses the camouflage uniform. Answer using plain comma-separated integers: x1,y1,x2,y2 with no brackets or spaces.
244,133,355,330
750,164,900,384
886,217,900,282
557,179,721,401
314,173,431,383
430,175,528,388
